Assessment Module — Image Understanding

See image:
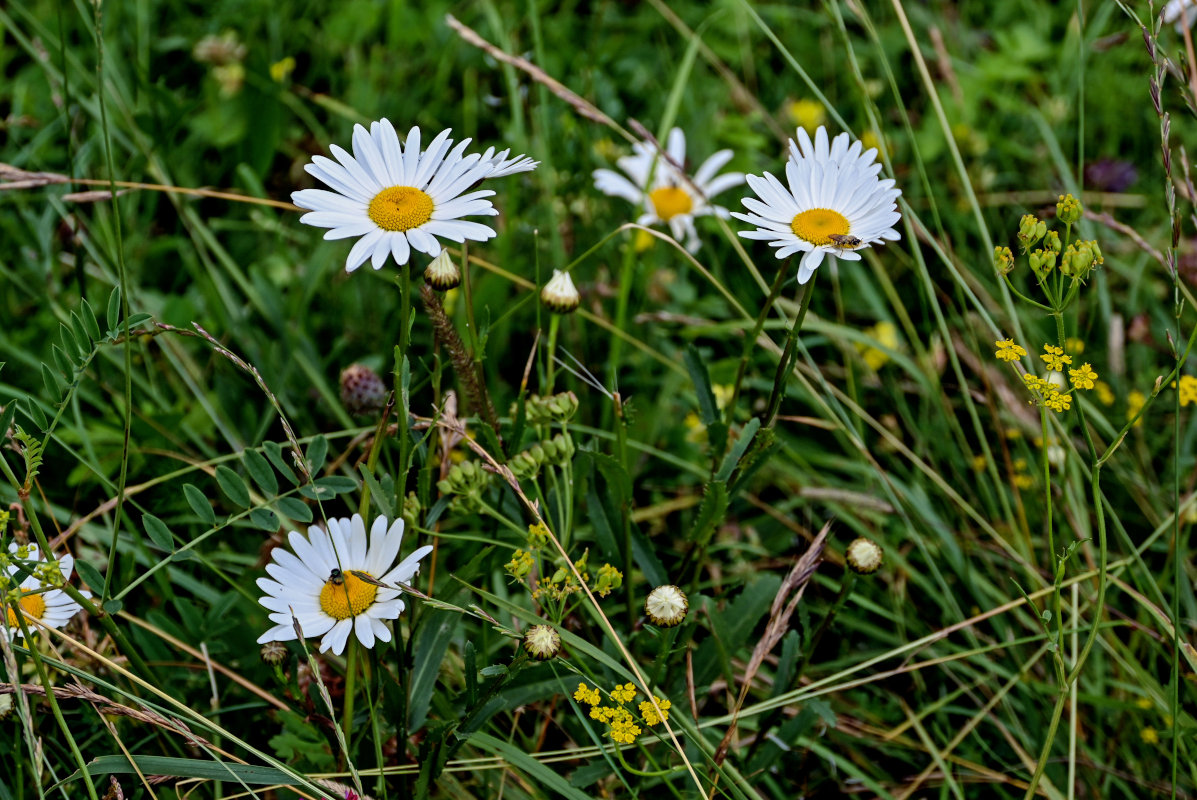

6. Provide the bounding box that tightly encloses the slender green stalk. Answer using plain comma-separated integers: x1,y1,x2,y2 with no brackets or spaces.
15,615,100,800
725,259,793,431
607,239,639,391
763,275,816,427
396,265,414,508
343,638,359,748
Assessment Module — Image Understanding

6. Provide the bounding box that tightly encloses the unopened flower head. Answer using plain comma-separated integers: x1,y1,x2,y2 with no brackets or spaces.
845,537,883,575
645,584,688,627
256,514,432,655
1018,215,1047,251
593,127,745,252
4,544,89,640
340,363,388,416
292,120,537,272
994,245,1014,276
424,250,462,291
541,270,580,313
734,126,902,284
523,624,562,660
1056,193,1082,225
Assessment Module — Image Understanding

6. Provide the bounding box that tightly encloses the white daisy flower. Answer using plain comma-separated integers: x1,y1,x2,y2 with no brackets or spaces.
293,120,537,272
4,543,88,640
592,127,744,252
732,126,902,285
256,514,433,655
1163,0,1197,31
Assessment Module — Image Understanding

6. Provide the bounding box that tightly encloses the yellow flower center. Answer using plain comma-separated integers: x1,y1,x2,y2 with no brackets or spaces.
6,592,47,627
648,187,693,221
790,208,850,246
368,186,434,232
319,571,378,620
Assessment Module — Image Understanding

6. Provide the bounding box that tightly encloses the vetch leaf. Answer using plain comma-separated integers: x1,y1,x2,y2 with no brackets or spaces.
263,441,299,485
183,483,217,527
142,514,175,551
215,465,251,507
276,496,312,523
105,287,121,331
242,449,278,496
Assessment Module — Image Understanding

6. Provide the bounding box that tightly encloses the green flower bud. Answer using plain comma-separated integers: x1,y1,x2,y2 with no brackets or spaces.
994,246,1014,276
424,250,462,291
1017,215,1047,251
1043,230,1061,254
1056,193,1082,225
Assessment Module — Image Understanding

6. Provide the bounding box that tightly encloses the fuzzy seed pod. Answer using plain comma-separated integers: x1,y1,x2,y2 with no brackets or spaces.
523,624,562,660
644,585,688,627
845,537,884,575
260,641,288,665
340,364,387,416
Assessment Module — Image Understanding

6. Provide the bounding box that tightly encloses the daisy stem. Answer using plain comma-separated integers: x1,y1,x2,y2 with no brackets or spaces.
343,637,359,745
763,275,817,428
546,313,561,393
607,239,639,391
396,265,414,501
359,394,394,520
725,259,792,433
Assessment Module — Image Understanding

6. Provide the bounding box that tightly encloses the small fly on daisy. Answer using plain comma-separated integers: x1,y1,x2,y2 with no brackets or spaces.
733,126,902,284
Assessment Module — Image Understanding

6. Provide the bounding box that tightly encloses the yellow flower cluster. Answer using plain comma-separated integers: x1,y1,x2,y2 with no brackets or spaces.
994,339,1026,362
504,549,536,580
996,342,1101,414
572,682,669,745
638,697,671,726
1023,374,1072,413
1179,375,1197,407
1040,344,1072,371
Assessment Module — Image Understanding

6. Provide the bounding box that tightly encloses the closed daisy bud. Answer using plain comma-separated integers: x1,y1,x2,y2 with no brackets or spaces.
845,537,884,575
340,364,387,416
260,641,288,665
424,250,461,291
523,624,562,660
541,270,580,313
645,584,688,627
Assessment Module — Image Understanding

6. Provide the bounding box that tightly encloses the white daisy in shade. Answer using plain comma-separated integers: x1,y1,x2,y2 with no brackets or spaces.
733,126,902,285
292,120,538,272
4,543,88,640
1163,0,1197,31
256,514,433,655
593,127,744,252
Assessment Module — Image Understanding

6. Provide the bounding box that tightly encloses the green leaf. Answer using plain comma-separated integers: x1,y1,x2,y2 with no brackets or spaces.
408,608,460,731
142,514,175,551
687,480,728,554
41,364,64,400
684,344,719,425
242,449,278,496
20,396,48,431
314,475,356,494
60,324,83,361
263,441,299,485
183,483,217,527
466,733,594,800
306,435,328,474
715,417,760,482
61,755,306,788
70,311,91,352
105,287,121,331
249,508,280,531
215,465,251,507
80,298,101,342
125,312,154,329
276,496,312,523
52,344,75,376
73,560,104,594
360,465,395,519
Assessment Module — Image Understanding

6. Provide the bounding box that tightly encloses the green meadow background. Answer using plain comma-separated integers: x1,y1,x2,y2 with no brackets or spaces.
1,0,1194,798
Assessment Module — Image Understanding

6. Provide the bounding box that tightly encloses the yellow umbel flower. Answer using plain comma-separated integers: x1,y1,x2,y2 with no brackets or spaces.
994,339,1027,362
639,697,672,726
610,682,638,704
1040,344,1072,371
1069,363,1098,390
1179,375,1197,407
573,683,601,706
